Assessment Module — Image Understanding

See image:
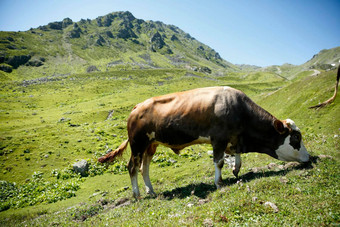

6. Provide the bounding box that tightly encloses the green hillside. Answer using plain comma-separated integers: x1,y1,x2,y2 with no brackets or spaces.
0,11,237,81
0,11,339,226
257,46,340,80
0,66,338,225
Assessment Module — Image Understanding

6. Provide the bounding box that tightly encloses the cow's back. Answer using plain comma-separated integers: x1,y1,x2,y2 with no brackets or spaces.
127,87,246,146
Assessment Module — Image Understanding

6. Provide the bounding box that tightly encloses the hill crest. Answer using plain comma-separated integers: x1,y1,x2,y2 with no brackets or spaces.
0,11,236,78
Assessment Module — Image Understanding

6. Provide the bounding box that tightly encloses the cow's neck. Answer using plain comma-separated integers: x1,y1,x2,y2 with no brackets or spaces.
243,98,278,145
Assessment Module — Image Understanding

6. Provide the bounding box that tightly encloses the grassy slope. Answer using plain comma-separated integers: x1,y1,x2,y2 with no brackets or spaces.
0,68,339,226
1,12,238,82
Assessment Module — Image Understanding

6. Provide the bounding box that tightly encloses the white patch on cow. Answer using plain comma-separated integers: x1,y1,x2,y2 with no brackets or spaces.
233,153,241,177
285,119,299,131
131,173,140,198
223,86,231,90
214,160,223,188
141,154,156,196
146,132,155,141
276,135,309,162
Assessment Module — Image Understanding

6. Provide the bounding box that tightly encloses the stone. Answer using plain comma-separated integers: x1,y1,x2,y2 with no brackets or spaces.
117,27,137,39
150,32,165,51
72,159,89,177
68,26,82,38
48,21,63,30
26,59,43,67
62,18,73,28
95,35,106,46
264,201,279,213
170,35,179,41
86,65,99,73
106,31,114,38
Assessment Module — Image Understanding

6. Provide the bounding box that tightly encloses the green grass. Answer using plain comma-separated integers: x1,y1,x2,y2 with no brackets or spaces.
0,68,339,226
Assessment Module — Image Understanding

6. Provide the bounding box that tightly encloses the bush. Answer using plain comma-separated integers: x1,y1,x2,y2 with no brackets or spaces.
108,160,128,174
152,150,178,167
0,172,82,210
180,149,202,161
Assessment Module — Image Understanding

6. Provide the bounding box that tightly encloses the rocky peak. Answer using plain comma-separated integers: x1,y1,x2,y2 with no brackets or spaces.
150,32,165,51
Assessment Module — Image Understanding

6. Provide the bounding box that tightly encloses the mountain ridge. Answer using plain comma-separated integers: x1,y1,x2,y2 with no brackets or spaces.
0,11,339,80
0,11,237,79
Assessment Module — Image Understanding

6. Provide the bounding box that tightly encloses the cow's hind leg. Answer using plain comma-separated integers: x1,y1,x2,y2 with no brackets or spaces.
232,153,241,178
128,154,141,199
233,138,244,178
141,144,158,197
212,140,227,188
128,142,147,199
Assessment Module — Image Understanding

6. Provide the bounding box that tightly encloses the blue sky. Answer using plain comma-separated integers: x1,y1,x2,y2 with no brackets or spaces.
0,0,339,67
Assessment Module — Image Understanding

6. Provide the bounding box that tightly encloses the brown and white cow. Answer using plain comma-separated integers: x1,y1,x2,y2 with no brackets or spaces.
98,86,310,198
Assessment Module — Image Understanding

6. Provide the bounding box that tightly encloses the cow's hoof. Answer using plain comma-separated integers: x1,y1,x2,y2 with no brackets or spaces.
232,169,239,178
147,191,157,198
133,193,142,200
215,182,224,189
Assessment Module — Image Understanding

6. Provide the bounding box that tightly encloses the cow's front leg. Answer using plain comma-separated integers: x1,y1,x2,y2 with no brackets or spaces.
214,158,224,188
232,153,241,178
212,142,226,188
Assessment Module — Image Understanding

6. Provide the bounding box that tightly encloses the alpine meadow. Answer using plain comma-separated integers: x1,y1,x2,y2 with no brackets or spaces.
0,11,339,226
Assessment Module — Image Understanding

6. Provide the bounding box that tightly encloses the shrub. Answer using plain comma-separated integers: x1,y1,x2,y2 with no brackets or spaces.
180,149,202,161
108,160,128,174
0,172,82,210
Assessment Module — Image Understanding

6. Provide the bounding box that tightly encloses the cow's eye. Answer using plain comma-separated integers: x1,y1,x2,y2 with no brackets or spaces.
292,134,300,141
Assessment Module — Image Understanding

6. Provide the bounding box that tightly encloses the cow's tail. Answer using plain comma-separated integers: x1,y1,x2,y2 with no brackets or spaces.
98,139,129,163
309,67,339,109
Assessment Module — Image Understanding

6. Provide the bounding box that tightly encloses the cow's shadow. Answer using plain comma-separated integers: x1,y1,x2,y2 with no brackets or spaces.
159,159,315,200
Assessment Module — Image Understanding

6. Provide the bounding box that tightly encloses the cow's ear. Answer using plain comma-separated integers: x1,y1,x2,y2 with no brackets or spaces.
274,119,286,134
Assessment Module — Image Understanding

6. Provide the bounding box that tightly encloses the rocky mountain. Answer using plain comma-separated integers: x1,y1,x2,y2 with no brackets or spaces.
0,11,339,81
0,11,237,78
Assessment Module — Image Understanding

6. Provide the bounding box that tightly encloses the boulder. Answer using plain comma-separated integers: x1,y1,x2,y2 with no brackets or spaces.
199,66,212,74
26,59,43,67
119,11,135,22
62,18,73,28
96,17,103,27
72,159,89,177
68,26,82,38
103,14,116,27
106,31,114,38
170,35,179,41
47,21,63,30
150,32,165,51
117,27,137,39
86,65,99,73
95,35,106,46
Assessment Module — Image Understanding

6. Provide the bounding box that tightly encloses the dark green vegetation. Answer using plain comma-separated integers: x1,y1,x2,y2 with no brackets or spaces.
0,11,339,226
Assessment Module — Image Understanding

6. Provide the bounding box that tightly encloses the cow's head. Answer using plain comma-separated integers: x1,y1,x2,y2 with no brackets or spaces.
273,119,310,162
